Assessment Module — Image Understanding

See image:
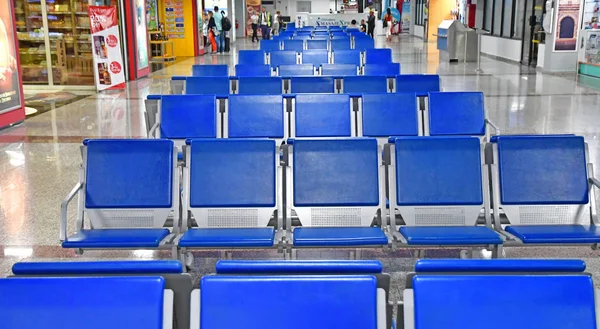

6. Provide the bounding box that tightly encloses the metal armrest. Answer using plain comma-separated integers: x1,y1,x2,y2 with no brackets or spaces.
485,118,500,142
589,177,600,189
148,121,160,138
60,182,83,242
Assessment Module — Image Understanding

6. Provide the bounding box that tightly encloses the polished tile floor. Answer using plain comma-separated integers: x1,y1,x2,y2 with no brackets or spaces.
1,36,600,292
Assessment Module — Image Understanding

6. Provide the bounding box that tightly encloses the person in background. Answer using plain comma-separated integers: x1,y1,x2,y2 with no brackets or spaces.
258,7,271,40
213,6,224,53
221,10,231,52
367,10,375,38
250,12,259,42
207,11,217,54
360,19,367,32
384,8,393,41
348,19,359,29
202,12,208,51
272,10,280,36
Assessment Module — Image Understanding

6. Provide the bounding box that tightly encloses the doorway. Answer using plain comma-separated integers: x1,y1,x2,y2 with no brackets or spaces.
520,0,545,65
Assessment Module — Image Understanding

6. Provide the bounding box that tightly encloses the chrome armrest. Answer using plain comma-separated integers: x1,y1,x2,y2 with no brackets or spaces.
60,182,83,242
589,177,600,189
148,121,160,138
484,118,500,141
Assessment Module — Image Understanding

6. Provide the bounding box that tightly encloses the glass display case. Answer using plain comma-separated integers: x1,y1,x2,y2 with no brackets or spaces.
578,29,600,78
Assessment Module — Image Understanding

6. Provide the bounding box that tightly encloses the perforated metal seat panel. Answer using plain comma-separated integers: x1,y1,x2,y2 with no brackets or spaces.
0,277,165,329
185,77,230,95
428,92,486,136
62,229,171,248
293,227,388,246
179,227,275,247
237,77,283,94
396,74,440,96
192,64,228,77
399,226,502,245
361,93,418,137
160,95,217,139
505,225,600,244
228,95,284,138
412,274,596,329
200,275,378,329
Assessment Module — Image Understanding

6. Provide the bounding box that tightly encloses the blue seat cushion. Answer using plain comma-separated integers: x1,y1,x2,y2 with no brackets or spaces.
215,260,383,274
293,227,388,246
414,259,586,273
62,229,170,248
506,225,600,244
399,226,502,245
12,260,183,275
179,227,275,247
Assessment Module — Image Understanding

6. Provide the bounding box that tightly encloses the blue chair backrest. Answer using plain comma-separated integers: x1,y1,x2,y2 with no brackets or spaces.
393,136,483,206
238,50,266,65
363,63,401,76
495,135,589,205
297,30,312,35
293,35,312,41
12,260,184,275
278,35,293,40
361,93,418,137
311,36,330,40
414,259,587,273
260,40,281,51
84,139,174,209
329,26,343,31
427,92,485,136
284,39,305,51
331,38,352,50
412,273,596,329
314,31,330,36
396,74,440,96
294,94,351,137
346,28,360,33
331,31,347,36
0,277,166,329
321,64,358,76
235,64,272,77
365,48,392,64
354,37,375,50
160,94,217,139
187,139,276,208
237,77,283,94
228,95,284,138
192,64,228,77
270,50,298,66
307,39,328,50
333,49,361,66
215,260,384,274
302,49,329,65
185,76,230,95
343,76,388,93
293,138,379,206
200,275,378,329
290,77,336,93
279,64,315,76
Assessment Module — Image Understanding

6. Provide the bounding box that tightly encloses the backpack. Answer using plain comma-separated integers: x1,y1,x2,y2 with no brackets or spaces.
222,17,232,31
382,18,388,28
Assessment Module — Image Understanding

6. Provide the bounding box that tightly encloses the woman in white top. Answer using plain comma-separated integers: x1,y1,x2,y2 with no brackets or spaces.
250,12,259,42
272,11,281,36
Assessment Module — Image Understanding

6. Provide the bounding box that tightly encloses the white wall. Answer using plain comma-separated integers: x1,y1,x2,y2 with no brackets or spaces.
286,0,333,19
480,35,522,62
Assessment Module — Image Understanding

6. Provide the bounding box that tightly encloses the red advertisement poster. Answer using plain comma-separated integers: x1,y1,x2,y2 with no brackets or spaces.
246,0,261,37
89,6,126,90
0,0,25,127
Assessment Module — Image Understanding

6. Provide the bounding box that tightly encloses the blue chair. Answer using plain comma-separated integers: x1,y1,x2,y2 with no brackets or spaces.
179,139,280,248
331,31,347,37
192,64,229,76
292,94,352,137
198,273,381,329
396,74,440,96
288,138,388,247
490,135,600,245
314,26,328,30
360,93,419,138
343,76,388,93
296,30,313,35
311,36,330,40
302,49,329,65
313,31,330,36
260,39,281,52
278,64,315,76
284,39,305,52
269,50,298,67
365,48,392,64
150,94,219,141
333,49,361,66
290,77,336,94
413,259,587,273
0,277,170,329
307,39,328,50
237,77,283,94
388,136,501,246
12,260,185,275
226,95,285,139
215,260,383,274
185,76,230,95
235,64,272,77
354,37,375,50
321,64,358,76
238,50,266,65
407,260,597,329
427,92,485,136
293,34,312,41
61,139,179,251
330,38,352,50
363,63,401,76
329,26,343,31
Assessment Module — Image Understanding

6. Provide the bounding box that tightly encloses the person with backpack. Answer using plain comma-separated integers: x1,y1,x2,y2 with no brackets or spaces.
221,11,232,52
212,6,224,53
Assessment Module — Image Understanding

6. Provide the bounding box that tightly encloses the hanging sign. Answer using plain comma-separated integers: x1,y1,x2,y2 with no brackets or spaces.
89,6,126,91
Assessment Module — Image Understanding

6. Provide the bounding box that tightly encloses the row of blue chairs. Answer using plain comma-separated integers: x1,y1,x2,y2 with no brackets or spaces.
145,92,484,141
236,49,391,66
60,133,600,255
233,63,401,77
169,75,439,95
273,31,371,41
8,259,589,329
260,38,376,51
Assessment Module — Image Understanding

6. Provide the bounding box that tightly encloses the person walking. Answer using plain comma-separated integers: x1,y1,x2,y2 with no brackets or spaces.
384,8,393,41
207,11,217,53
250,12,259,42
272,10,281,36
367,10,375,38
258,7,271,40
212,6,224,53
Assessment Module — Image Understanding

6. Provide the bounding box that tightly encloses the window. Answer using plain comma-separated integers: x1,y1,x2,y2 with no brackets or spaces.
484,0,493,31
482,0,522,39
